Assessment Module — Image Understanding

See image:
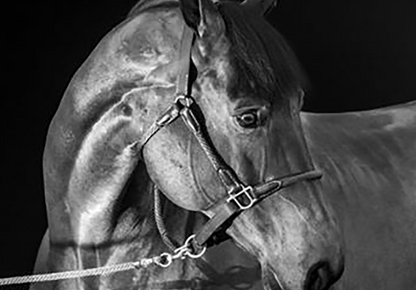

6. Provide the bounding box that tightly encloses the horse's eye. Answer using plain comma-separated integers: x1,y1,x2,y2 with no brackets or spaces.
236,111,259,128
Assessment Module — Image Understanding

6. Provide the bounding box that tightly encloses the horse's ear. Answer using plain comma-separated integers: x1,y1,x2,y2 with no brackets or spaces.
241,0,278,15
179,0,223,38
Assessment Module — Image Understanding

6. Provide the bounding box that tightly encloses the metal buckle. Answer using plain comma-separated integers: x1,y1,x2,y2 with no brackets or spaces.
226,185,256,210
156,104,180,127
175,94,194,107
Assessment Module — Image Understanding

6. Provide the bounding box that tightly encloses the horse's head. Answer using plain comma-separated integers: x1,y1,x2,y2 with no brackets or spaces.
140,0,344,289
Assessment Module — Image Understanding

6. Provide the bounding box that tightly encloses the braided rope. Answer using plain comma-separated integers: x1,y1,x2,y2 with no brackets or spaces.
0,259,156,286
154,186,180,251
190,124,240,189
193,130,224,172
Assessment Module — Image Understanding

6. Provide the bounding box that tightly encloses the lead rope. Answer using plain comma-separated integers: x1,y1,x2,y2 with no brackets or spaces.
0,254,167,286
154,186,180,251
0,234,206,286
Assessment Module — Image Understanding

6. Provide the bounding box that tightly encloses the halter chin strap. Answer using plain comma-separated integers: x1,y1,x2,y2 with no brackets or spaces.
140,24,323,250
193,170,322,247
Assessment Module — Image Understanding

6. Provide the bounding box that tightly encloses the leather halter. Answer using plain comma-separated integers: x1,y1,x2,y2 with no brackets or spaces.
140,24,323,250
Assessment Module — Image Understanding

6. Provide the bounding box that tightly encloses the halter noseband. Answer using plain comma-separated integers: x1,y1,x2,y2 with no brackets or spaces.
139,25,323,250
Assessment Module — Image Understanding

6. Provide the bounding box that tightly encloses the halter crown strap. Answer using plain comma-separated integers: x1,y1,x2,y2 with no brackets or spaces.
176,25,194,96
139,24,195,148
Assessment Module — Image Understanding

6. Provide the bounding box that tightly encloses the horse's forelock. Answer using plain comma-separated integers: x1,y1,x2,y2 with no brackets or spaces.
217,2,309,101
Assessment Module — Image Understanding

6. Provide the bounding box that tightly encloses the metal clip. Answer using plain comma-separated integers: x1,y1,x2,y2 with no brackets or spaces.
173,235,206,260
153,253,173,268
227,185,256,210
151,235,206,269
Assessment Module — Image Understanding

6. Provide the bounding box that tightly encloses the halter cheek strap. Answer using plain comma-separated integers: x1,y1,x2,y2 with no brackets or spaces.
139,24,323,250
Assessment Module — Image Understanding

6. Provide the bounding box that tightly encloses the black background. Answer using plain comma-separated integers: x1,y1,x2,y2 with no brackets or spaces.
2,0,415,283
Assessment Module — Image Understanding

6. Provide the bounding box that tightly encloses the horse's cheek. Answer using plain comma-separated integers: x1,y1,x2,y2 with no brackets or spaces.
145,126,223,211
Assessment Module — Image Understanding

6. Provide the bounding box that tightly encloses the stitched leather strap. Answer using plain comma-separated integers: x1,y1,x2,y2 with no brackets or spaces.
139,24,194,148
176,25,194,96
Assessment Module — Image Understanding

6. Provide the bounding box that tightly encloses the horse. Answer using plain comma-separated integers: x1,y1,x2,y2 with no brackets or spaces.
29,0,415,289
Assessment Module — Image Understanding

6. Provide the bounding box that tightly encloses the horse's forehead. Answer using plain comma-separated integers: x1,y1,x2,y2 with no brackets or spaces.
70,9,184,114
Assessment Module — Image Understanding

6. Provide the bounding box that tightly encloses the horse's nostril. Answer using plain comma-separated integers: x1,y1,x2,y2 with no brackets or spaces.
304,261,334,290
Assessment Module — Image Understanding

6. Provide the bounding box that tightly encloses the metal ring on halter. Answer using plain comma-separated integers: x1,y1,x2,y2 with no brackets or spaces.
171,234,206,260
175,94,194,107
154,252,173,268
183,234,207,259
